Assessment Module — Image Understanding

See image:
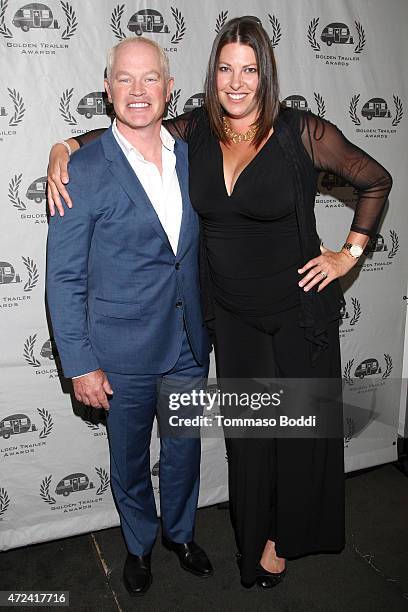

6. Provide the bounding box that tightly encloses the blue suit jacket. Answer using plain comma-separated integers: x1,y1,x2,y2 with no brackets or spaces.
46,127,209,378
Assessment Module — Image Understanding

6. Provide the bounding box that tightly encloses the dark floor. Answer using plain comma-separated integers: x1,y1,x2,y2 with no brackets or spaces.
1,463,408,612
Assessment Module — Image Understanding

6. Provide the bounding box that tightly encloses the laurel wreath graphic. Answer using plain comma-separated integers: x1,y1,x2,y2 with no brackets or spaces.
349,94,361,126
0,488,10,516
307,18,320,51
215,10,228,34
24,334,41,368
350,298,361,326
0,0,12,39
382,354,393,379
60,1,77,40
166,88,180,119
95,467,109,495
343,359,354,385
40,475,56,504
354,21,365,54
7,88,25,127
170,7,185,44
110,4,126,40
38,408,54,439
22,256,38,292
388,230,399,259
314,92,326,118
8,173,26,211
268,14,282,48
392,95,403,127
59,88,77,125
344,417,355,444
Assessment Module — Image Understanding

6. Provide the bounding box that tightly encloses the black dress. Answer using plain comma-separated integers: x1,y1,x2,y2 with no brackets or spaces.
75,108,392,584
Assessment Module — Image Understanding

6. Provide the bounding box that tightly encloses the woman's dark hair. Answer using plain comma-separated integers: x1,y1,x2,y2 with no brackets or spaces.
204,16,280,147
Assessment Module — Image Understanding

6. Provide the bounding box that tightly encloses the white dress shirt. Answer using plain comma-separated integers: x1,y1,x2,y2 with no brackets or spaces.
112,119,183,255
73,120,183,380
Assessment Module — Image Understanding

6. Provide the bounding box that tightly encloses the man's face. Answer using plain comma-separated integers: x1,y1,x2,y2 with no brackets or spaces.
105,42,173,132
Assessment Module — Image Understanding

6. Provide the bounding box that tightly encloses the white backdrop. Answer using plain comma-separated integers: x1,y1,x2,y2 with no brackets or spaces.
1,0,407,550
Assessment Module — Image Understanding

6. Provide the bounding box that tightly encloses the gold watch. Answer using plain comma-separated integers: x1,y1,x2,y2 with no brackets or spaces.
342,243,363,259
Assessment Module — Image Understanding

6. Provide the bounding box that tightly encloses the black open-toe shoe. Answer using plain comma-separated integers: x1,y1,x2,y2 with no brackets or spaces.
255,562,286,589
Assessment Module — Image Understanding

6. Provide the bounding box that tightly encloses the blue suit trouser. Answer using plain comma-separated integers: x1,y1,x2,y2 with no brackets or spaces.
105,327,208,555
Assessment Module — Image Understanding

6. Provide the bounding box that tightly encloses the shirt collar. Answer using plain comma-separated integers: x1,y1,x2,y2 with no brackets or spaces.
112,119,175,161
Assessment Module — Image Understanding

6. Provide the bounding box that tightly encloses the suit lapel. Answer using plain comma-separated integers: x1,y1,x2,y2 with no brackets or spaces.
174,140,193,258
101,127,173,252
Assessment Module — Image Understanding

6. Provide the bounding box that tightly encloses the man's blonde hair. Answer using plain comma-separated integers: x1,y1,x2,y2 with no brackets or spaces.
106,37,170,83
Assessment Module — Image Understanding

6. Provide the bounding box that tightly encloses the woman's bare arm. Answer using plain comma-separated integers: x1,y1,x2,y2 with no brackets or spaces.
47,129,106,216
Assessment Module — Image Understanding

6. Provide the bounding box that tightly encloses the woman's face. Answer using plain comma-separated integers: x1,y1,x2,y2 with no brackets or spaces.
216,42,259,122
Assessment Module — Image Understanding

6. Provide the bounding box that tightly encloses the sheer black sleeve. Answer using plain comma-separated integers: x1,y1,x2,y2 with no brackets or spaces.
164,108,206,156
74,128,107,147
300,113,392,237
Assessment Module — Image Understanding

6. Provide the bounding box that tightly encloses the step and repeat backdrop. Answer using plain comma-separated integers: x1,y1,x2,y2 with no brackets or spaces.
1,0,407,550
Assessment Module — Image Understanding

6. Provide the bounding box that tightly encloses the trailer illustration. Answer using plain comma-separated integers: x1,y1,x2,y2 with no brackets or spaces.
12,3,59,32
354,358,381,379
340,304,349,319
0,414,37,439
320,173,357,193
26,176,47,203
127,9,170,36
183,93,205,113
76,92,107,119
365,234,388,253
283,95,309,111
151,460,160,477
321,23,354,46
40,338,58,360
361,98,391,120
55,473,94,497
0,262,21,285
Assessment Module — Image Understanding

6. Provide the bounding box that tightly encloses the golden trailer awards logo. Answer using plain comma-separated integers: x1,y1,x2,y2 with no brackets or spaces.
358,230,399,273
164,90,206,119
339,297,361,339
349,94,404,139
215,11,282,48
23,333,60,378
1,0,78,54
316,171,358,209
0,87,25,141
0,487,10,518
59,88,111,135
308,18,365,66
84,420,107,439
343,354,393,397
0,409,54,460
282,93,326,117
0,257,38,310
8,173,47,224
40,468,110,513
110,4,185,52
151,459,159,492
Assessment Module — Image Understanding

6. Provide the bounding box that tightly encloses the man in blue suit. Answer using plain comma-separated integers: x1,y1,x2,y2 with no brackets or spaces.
46,37,212,596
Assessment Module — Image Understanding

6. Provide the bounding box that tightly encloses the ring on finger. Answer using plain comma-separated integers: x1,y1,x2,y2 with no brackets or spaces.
319,271,328,279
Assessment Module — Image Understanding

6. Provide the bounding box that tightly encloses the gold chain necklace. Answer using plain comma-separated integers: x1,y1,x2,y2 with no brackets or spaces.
222,116,258,144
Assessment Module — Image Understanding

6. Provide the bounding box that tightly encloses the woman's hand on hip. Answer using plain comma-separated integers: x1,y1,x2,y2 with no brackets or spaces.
298,245,357,292
47,143,72,216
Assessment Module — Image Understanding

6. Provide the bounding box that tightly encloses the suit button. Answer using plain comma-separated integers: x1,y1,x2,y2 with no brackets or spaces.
175,301,183,308
175,263,180,270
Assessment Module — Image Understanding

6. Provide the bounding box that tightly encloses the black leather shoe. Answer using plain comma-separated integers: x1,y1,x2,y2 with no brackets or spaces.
162,537,213,577
123,552,152,596
255,562,286,589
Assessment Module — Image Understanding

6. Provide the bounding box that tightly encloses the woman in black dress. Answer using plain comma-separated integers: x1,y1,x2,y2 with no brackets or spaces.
47,18,392,589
